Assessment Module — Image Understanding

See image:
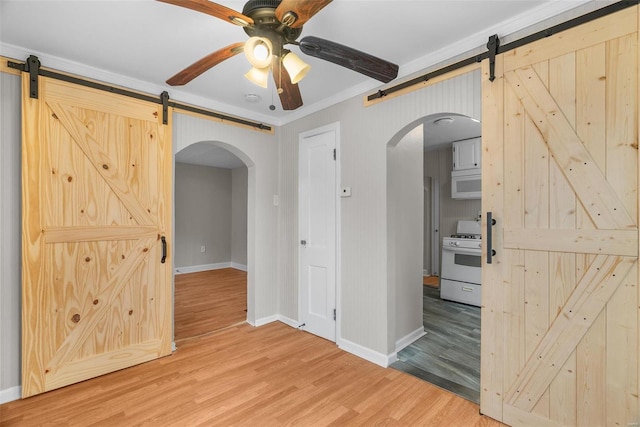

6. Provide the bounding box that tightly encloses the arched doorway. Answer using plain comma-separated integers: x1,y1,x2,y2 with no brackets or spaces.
173,141,254,341
387,112,482,403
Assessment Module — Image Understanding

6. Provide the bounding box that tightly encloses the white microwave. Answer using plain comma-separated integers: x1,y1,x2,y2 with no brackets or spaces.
451,169,481,199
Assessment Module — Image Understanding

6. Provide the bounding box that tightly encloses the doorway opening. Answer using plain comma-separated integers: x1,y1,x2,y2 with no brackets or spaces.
388,113,482,403
174,142,249,341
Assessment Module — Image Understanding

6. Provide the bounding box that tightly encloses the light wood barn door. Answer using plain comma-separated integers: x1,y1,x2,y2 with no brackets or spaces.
481,6,639,426
21,76,173,398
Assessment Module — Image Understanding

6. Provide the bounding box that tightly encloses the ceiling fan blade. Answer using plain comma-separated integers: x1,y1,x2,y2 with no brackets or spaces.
272,57,303,110
167,42,245,86
299,36,399,83
156,0,254,26
275,0,332,28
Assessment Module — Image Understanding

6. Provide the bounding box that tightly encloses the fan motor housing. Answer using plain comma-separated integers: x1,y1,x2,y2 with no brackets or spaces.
242,0,302,46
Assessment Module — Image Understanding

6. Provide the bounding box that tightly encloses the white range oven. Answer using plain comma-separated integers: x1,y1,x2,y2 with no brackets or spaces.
440,220,481,307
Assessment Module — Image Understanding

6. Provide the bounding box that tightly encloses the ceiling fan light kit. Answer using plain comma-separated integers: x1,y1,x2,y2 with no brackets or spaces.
159,0,399,110
282,51,311,84
244,66,270,88
244,36,273,68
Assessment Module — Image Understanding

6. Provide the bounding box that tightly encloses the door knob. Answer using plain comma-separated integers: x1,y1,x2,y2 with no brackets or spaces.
301,240,307,246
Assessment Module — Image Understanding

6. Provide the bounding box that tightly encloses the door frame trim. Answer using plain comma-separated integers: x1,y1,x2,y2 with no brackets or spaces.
297,121,341,345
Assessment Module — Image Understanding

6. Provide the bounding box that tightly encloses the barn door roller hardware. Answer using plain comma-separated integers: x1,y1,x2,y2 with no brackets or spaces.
486,35,500,82
366,0,639,102
5,55,273,131
7,54,41,98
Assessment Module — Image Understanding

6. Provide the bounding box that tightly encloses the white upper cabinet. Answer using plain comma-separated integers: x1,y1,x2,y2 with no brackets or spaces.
452,138,481,171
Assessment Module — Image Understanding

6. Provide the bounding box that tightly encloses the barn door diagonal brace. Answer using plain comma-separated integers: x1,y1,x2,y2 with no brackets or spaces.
486,35,500,82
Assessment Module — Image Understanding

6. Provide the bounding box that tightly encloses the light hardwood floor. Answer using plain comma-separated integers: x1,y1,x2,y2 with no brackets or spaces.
174,268,247,341
0,322,504,426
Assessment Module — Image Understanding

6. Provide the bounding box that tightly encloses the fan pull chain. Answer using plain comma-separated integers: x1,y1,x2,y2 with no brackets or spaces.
277,56,284,94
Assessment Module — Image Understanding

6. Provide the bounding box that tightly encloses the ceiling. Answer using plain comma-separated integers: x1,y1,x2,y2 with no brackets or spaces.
0,0,595,126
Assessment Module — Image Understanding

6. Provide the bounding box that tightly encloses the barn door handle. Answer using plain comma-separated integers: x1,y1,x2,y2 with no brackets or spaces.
161,236,167,264
486,212,497,264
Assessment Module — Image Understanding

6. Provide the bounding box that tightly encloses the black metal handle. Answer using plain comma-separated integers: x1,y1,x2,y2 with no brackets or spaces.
487,212,497,264
161,236,167,264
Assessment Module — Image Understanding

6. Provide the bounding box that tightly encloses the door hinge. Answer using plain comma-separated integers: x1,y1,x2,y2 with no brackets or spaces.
333,308,336,321
333,148,336,160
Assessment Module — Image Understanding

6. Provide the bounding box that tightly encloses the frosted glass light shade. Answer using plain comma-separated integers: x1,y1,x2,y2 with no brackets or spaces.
244,37,273,69
282,52,311,84
244,66,269,88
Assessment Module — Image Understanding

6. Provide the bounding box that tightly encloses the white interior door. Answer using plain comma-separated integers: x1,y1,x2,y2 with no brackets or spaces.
299,124,337,342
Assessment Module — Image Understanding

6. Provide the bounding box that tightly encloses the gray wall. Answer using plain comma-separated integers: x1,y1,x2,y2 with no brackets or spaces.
175,163,232,268
278,70,482,359
1,72,21,395
387,125,424,347
231,167,248,267
173,113,279,325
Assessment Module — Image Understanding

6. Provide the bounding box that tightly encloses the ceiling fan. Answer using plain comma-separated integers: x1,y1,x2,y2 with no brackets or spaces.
158,0,399,110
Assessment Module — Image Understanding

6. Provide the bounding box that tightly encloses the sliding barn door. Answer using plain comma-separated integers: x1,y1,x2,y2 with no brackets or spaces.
21,76,173,397
481,6,639,426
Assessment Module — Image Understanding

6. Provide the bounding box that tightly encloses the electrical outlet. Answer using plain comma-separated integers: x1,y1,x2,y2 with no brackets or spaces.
200,245,206,253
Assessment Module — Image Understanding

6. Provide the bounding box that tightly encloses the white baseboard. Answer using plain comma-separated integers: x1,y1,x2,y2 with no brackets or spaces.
174,262,248,275
0,385,21,404
247,314,299,329
396,326,426,353
251,314,279,327
276,315,300,329
230,262,247,272
338,338,397,368
174,262,231,275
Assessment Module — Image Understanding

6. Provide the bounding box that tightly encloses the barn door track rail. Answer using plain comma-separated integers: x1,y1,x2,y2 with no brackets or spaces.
6,56,273,132
367,0,638,102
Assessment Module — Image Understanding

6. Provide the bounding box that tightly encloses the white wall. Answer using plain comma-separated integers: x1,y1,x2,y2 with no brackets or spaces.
173,113,278,325
0,72,21,401
231,167,248,268
387,125,425,349
278,69,481,362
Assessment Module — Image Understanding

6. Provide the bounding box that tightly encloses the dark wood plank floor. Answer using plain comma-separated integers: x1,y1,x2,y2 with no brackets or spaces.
174,268,247,341
0,322,504,426
392,285,481,403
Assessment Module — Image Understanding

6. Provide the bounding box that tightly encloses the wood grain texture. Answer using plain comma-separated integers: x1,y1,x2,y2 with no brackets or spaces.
502,6,636,72
272,57,303,111
548,51,578,427
480,54,505,420
1,322,505,426
21,76,173,397
503,228,638,256
483,7,639,425
174,268,247,341
166,42,244,86
505,67,636,230
393,286,481,404
156,0,254,26
275,0,332,28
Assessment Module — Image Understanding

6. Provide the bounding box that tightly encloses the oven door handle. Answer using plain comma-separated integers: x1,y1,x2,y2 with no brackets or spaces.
487,212,497,264
442,246,482,256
